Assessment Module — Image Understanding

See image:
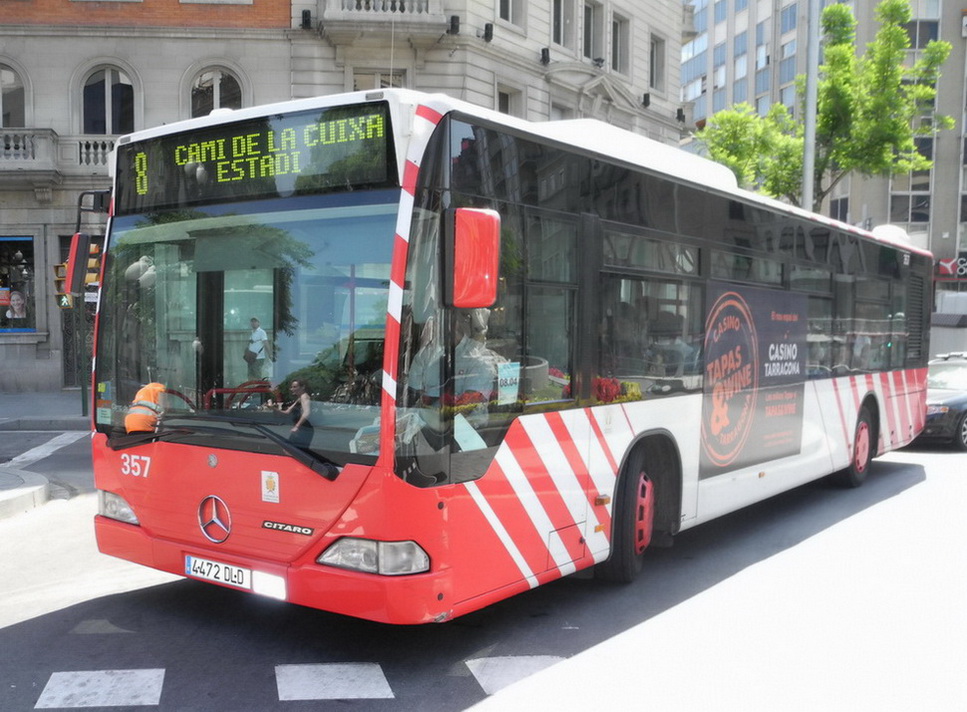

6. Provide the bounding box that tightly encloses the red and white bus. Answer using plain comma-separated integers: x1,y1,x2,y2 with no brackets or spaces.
86,89,931,624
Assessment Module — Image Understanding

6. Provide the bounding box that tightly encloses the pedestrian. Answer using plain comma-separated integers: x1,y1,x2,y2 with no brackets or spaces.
245,317,267,380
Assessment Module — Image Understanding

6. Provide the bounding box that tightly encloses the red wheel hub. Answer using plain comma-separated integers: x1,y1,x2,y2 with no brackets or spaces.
634,472,656,555
854,421,871,473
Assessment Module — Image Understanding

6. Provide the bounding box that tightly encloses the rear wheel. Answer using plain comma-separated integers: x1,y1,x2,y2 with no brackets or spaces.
597,450,655,583
835,407,874,488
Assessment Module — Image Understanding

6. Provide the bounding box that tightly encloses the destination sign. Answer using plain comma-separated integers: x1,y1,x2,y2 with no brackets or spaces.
115,102,396,214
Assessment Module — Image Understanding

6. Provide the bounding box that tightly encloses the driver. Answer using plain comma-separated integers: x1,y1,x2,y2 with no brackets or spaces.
124,382,166,433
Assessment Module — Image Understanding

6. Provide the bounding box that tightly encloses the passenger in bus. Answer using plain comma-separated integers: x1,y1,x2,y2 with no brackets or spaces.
646,311,694,377
453,309,503,423
409,309,501,429
124,382,166,433
273,379,313,449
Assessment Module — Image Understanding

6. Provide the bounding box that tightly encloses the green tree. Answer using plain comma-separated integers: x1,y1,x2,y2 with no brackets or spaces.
696,0,952,212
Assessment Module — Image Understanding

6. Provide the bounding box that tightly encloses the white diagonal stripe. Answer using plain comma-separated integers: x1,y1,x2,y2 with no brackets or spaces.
464,480,538,587
494,448,576,576
6,432,86,470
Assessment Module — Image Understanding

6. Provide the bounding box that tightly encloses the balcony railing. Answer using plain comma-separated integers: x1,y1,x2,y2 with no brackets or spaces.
321,0,447,45
0,129,114,189
333,0,440,15
2,130,48,163
78,138,114,167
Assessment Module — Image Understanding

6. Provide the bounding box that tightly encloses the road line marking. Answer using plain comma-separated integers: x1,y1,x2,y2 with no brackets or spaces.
275,663,394,700
5,432,87,470
35,669,164,708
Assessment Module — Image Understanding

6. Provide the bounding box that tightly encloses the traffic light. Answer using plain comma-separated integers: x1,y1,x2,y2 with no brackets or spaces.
52,263,74,309
64,232,101,294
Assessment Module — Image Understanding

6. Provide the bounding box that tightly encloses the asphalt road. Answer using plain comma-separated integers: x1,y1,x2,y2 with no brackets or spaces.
0,435,964,711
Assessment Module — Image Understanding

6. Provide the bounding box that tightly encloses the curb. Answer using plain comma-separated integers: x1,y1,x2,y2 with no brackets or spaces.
0,417,90,432
0,467,50,520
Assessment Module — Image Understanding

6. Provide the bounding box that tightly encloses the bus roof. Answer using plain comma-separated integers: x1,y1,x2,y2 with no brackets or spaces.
113,88,930,259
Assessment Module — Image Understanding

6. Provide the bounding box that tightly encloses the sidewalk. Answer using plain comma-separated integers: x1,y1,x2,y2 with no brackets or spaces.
0,389,91,519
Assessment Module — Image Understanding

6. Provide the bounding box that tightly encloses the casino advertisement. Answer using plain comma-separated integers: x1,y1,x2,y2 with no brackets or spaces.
700,283,807,479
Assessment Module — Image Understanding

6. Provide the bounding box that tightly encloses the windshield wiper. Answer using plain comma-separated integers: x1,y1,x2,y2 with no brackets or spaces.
108,427,200,450
110,415,342,481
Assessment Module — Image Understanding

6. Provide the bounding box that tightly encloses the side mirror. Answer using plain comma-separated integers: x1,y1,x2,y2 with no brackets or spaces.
451,208,500,308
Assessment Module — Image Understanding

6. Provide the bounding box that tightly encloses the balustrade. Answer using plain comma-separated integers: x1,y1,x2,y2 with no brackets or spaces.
0,130,113,183
338,0,434,14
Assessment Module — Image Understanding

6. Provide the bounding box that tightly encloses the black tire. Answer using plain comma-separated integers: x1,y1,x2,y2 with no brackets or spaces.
597,450,655,583
835,406,874,488
953,412,967,452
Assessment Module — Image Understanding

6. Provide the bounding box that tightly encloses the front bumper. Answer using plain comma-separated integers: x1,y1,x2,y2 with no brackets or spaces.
94,515,454,624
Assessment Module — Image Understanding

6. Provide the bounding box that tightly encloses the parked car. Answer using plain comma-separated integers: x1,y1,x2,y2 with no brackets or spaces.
918,353,967,451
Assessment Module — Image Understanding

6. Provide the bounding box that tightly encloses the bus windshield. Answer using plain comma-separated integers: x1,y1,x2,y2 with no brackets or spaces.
93,190,398,464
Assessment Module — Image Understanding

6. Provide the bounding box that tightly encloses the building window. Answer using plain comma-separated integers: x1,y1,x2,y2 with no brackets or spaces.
734,78,747,103
712,43,726,89
830,197,849,223
893,137,932,193
905,0,940,49
549,103,574,121
779,40,797,84
755,20,769,69
353,70,404,91
904,19,938,49
552,0,574,48
497,86,522,116
583,2,603,62
650,35,666,91
0,237,35,333
780,84,796,110
890,194,931,224
83,67,133,135
734,54,747,80
1,64,25,127
714,0,727,25
611,14,630,73
190,68,242,118
683,78,704,102
713,87,727,113
892,135,932,224
780,3,798,34
499,0,522,26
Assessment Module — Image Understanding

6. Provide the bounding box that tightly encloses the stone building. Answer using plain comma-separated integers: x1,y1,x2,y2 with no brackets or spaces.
1,1,685,392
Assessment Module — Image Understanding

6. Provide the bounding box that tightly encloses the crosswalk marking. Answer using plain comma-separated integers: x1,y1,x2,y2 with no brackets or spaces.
466,655,565,695
34,669,165,709
31,655,564,707
5,432,87,470
275,663,394,700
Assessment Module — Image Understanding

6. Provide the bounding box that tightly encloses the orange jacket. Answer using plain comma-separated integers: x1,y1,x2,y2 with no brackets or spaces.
124,382,165,433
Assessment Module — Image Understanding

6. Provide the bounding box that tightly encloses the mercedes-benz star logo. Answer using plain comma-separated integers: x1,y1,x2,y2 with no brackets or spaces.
198,495,232,543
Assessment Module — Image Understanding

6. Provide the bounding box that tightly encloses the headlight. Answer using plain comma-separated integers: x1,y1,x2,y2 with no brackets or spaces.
98,490,140,525
926,405,950,416
317,538,430,575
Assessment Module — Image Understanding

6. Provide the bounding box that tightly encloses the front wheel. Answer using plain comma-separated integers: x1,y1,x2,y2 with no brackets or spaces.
597,453,655,583
835,407,874,488
953,412,967,452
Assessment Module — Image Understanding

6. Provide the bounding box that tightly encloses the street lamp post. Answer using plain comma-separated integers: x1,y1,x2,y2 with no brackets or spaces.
802,0,821,213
